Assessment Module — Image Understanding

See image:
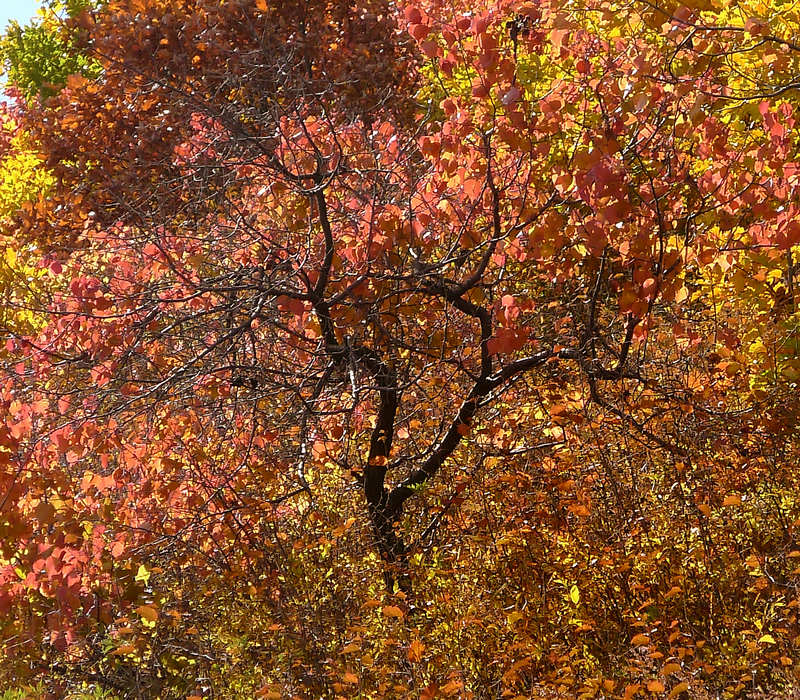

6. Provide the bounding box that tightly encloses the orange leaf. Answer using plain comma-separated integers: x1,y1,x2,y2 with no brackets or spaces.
34,501,56,524
420,685,439,700
382,605,404,619
624,684,641,699
112,644,136,655
463,178,483,201
136,605,158,622
569,503,591,517
408,639,425,663
669,681,690,697
255,688,282,700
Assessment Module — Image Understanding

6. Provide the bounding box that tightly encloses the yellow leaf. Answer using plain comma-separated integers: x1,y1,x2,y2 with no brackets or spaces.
631,633,651,646
758,634,776,644
506,610,523,626
724,361,742,377
569,584,580,604
382,605,404,618
134,564,151,585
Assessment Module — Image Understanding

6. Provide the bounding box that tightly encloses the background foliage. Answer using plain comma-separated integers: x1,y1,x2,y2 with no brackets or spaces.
1,0,800,698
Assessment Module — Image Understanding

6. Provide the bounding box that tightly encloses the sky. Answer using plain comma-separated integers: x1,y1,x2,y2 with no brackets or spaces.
1,0,41,33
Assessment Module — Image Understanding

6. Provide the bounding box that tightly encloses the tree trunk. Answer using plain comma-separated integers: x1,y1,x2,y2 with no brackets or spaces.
369,496,412,594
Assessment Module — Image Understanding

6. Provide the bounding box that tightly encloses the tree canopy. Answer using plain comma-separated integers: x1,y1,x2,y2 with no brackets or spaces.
1,0,800,697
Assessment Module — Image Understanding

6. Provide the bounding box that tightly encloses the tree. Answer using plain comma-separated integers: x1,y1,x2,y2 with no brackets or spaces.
0,102,50,337
0,0,99,101
2,0,800,695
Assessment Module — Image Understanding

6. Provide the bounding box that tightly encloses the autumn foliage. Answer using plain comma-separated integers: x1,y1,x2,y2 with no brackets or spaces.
1,0,800,696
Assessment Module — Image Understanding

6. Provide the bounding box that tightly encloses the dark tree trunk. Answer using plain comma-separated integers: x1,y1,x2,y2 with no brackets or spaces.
369,496,412,594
